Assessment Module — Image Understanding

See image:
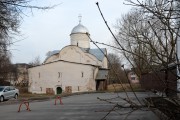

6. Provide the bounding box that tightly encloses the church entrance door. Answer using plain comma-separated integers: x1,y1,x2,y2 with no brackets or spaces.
96,80,107,91
56,87,62,94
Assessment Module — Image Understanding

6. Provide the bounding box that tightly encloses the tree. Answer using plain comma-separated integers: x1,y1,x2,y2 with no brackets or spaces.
107,53,128,84
29,56,41,67
115,10,161,76
113,0,180,96
0,0,53,84
0,53,11,85
95,1,180,119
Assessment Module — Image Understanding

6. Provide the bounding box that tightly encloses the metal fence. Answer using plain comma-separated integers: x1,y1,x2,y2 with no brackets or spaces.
140,68,177,97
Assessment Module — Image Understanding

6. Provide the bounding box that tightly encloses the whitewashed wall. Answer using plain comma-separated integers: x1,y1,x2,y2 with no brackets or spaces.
29,45,108,94
70,33,90,49
28,61,98,94
45,46,102,67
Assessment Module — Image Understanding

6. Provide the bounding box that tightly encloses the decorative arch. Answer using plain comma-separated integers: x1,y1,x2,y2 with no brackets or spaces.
56,87,62,94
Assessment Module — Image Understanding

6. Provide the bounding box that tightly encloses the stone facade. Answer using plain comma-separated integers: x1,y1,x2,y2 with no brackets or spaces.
28,60,99,94
28,21,108,94
70,33,90,48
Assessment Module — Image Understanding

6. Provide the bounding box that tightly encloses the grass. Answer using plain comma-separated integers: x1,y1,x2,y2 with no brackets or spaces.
107,83,144,92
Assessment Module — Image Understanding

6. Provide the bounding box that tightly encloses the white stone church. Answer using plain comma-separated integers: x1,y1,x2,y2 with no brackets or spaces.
28,18,108,94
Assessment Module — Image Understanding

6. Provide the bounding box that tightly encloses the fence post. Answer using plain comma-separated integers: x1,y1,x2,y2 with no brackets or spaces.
18,99,31,112
54,96,63,105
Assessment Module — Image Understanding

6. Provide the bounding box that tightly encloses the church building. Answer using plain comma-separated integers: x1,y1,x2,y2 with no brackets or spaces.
28,17,108,94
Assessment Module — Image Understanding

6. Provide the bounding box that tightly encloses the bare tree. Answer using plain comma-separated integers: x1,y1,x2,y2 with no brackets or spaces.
0,52,11,85
0,0,54,84
115,10,160,76
95,1,180,119
107,53,128,84
112,0,180,96
29,56,41,67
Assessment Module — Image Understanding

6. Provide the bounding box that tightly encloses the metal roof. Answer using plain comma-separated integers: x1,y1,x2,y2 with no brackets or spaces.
44,50,60,62
71,23,89,34
46,50,60,57
89,48,106,61
80,48,106,61
44,47,106,62
96,69,108,80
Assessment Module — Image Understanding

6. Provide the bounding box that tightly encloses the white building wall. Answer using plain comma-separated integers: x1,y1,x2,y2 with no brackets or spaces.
102,57,108,68
45,46,102,67
70,34,90,48
128,72,139,84
28,61,97,94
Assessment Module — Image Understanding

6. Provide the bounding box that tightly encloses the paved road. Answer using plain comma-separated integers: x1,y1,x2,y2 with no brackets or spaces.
0,92,159,120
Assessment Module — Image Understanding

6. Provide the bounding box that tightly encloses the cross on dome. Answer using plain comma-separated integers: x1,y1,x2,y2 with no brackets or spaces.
78,14,82,24
70,14,89,34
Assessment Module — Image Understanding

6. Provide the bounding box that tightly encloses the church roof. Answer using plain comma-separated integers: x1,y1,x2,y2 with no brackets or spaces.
71,23,89,34
45,47,106,62
88,48,106,61
46,50,59,57
96,69,108,80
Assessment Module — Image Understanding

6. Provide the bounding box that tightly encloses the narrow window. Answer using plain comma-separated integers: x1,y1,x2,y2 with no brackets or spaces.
81,72,83,77
78,86,80,91
39,72,40,78
58,72,60,78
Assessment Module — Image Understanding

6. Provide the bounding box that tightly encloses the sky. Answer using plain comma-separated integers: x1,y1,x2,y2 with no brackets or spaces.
11,0,133,64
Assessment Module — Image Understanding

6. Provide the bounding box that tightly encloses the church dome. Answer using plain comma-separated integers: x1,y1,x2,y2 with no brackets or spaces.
70,15,90,49
71,23,89,34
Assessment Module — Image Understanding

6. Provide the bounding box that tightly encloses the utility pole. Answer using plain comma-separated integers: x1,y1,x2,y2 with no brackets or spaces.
176,0,180,92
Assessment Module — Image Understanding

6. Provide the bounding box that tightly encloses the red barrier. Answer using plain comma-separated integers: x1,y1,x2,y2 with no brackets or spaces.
54,96,63,105
18,99,31,112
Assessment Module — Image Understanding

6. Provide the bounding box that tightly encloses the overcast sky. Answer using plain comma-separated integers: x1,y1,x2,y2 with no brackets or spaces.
11,0,132,64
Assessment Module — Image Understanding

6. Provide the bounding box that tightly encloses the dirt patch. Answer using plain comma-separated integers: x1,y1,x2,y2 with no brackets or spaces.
107,83,143,92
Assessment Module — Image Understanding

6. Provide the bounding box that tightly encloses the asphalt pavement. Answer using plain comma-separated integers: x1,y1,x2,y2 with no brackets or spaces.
0,92,160,120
